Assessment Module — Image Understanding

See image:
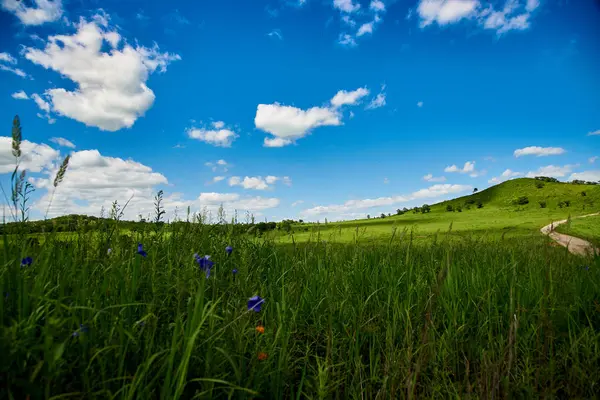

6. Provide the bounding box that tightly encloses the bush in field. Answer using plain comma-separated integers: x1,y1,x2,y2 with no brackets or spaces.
538,200,547,208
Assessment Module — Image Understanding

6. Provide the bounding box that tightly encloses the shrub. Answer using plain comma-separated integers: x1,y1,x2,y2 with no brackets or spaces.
581,191,587,197
421,204,431,213
564,200,571,207
513,196,529,205
539,200,547,208
380,213,386,219
465,199,475,205
446,204,454,212
456,206,462,212
476,201,483,209
535,182,545,189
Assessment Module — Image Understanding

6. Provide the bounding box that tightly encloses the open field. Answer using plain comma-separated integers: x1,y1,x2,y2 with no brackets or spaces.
1,220,600,399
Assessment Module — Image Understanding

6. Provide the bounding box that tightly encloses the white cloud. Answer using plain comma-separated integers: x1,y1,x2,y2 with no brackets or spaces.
268,29,283,40
383,177,389,184
423,173,446,182
216,159,227,166
31,93,50,113
514,146,566,157
291,200,304,207
488,168,521,184
23,14,180,131
338,33,357,47
444,161,480,176
525,164,576,178
417,0,479,27
0,52,17,64
196,192,280,213
417,0,540,35
588,130,600,136
366,92,386,109
417,101,424,107
49,137,75,148
255,103,341,147
342,15,356,26
334,0,360,13
568,170,600,182
357,22,374,36
590,156,598,164
0,52,28,78
12,90,29,100
331,87,369,108
212,176,225,183
370,0,385,12
186,122,238,147
228,175,291,190
301,183,472,216
0,136,59,174
1,0,63,25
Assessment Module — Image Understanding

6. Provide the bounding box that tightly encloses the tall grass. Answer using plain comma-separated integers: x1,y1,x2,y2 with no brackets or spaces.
1,222,599,399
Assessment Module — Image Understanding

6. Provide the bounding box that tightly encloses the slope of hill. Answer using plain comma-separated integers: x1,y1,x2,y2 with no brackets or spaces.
284,178,600,243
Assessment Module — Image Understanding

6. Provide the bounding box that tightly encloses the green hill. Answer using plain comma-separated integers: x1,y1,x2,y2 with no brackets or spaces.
282,178,600,243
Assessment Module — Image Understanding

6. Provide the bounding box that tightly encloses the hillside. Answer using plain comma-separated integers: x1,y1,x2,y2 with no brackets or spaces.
283,178,600,242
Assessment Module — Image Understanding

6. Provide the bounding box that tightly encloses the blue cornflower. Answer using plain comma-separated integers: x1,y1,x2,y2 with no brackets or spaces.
21,257,32,268
226,246,233,255
137,243,147,257
581,265,590,271
107,248,112,255
195,254,214,278
232,268,238,275
72,324,89,337
247,295,264,312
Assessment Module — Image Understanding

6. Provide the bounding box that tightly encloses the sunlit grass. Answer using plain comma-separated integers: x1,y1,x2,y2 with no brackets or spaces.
1,222,599,399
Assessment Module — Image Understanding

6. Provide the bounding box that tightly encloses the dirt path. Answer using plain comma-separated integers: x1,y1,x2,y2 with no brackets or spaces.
540,213,600,257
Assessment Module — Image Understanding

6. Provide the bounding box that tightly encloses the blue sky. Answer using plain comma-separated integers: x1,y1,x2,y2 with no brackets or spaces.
0,0,598,222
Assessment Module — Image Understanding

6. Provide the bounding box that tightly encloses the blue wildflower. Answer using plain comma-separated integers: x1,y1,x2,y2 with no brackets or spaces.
21,257,32,268
232,268,238,275
107,248,112,255
247,295,264,312
137,243,147,257
195,254,214,278
226,246,233,255
72,324,89,337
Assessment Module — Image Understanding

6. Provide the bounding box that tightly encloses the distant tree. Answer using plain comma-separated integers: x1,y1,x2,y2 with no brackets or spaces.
388,213,392,217
473,188,478,193
535,181,545,189
324,218,328,224
299,219,304,223
402,207,409,213
367,214,371,219
539,200,547,209
421,204,431,213
456,205,462,212
446,204,454,212
380,213,386,219
396,209,403,215
476,201,483,209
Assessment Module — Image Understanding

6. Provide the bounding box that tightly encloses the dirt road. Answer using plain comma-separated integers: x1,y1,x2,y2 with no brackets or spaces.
540,213,599,257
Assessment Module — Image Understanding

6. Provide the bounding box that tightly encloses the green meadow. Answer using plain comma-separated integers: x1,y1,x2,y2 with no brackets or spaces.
2,178,600,399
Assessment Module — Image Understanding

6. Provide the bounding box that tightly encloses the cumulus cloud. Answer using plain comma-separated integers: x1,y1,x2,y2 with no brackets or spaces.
1,0,63,25
334,0,360,13
588,130,600,136
488,168,522,184
12,90,29,100
187,121,238,147
423,173,446,182
568,170,600,182
525,164,576,178
302,183,472,216
255,102,341,147
49,137,75,148
416,0,541,35
291,200,304,207
228,175,292,190
370,0,385,12
338,33,358,47
211,176,225,183
0,51,28,78
331,87,370,108
590,156,598,164
444,161,484,177
357,22,374,36
0,136,59,173
22,13,180,131
514,146,566,157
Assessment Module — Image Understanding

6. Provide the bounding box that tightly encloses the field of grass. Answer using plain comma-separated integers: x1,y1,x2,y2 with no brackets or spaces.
555,214,600,247
1,219,600,399
271,179,600,243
